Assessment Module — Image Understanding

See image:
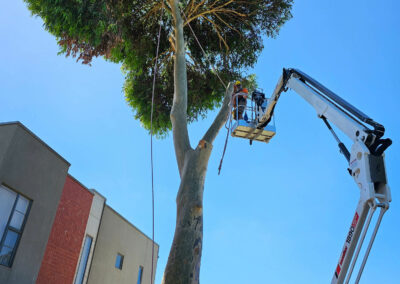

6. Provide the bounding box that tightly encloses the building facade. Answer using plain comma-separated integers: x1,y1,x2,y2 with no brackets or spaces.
0,122,158,284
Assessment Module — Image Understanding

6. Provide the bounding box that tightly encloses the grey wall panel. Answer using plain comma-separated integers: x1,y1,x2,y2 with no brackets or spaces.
0,123,17,174
0,123,70,284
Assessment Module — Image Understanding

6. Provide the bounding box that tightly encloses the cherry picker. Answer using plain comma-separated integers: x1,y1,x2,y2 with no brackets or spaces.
230,69,392,284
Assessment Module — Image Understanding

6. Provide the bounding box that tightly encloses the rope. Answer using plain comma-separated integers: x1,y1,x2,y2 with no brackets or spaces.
150,9,163,284
218,110,232,175
181,9,227,89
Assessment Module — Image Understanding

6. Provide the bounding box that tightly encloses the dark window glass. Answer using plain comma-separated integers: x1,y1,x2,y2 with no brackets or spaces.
10,211,24,230
3,231,18,248
15,197,29,214
0,246,13,266
137,266,144,284
74,235,93,284
0,186,17,238
0,185,31,267
115,253,124,270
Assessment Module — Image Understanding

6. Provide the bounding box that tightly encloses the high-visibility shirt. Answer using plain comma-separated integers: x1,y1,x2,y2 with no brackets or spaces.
232,87,248,107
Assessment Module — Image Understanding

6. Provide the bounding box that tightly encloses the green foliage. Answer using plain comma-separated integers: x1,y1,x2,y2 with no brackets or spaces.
24,0,293,136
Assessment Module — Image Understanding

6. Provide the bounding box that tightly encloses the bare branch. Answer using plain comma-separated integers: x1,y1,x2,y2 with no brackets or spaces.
188,0,207,18
213,12,241,36
201,16,229,51
168,34,176,52
202,82,234,144
185,0,196,15
145,2,163,19
184,8,246,26
182,0,248,51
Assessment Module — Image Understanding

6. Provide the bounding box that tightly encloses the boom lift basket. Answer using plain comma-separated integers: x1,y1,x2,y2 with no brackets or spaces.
230,90,276,143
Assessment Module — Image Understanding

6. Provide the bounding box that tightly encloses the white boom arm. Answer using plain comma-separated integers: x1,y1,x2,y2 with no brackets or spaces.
257,69,392,284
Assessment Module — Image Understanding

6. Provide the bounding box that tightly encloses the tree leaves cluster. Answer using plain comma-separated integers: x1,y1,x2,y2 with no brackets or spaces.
25,0,293,136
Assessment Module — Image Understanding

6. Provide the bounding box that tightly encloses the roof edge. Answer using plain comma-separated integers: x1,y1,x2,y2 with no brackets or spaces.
90,189,107,201
0,121,70,166
67,174,95,196
105,204,159,247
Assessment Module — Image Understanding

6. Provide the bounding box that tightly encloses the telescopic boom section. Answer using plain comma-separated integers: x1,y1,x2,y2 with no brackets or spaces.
258,69,392,284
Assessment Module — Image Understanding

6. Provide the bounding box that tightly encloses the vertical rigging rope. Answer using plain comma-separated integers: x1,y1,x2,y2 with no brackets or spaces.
218,111,232,175
150,8,163,284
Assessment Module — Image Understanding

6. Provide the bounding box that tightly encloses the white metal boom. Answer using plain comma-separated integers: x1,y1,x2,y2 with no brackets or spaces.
244,69,392,283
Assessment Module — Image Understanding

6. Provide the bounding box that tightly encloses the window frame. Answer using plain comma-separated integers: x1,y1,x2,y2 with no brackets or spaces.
137,265,144,284
74,235,93,284
0,185,32,268
115,253,124,270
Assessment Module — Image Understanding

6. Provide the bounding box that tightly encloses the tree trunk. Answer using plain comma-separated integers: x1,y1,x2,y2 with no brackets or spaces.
163,144,212,284
163,1,233,283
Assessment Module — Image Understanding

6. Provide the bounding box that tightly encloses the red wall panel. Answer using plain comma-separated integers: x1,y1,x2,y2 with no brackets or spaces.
36,175,93,284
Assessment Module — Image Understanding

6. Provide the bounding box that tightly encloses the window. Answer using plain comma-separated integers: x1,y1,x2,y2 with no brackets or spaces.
0,185,31,267
74,235,93,284
137,266,144,284
115,253,124,270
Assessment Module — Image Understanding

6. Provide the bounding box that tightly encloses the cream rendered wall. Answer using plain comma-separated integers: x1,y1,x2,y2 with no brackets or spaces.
73,190,106,284
87,205,159,284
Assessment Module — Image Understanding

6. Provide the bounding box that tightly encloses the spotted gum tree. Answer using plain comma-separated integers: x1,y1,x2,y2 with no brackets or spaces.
23,0,293,282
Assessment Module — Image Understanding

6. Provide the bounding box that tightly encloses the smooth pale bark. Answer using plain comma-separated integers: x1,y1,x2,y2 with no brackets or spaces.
163,1,233,283
170,0,191,178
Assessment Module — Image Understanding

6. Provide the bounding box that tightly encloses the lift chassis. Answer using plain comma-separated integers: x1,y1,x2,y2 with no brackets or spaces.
231,69,392,283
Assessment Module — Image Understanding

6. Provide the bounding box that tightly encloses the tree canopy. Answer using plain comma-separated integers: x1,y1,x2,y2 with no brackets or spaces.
25,0,293,136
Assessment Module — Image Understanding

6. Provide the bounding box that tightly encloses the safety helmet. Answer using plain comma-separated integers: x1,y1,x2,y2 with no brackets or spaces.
235,80,241,86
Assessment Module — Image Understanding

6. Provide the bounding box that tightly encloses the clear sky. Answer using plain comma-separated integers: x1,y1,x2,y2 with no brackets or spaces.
1,1,399,283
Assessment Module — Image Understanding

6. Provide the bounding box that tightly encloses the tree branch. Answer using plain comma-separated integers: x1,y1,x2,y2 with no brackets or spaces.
188,0,207,18
200,16,229,51
184,7,246,26
202,82,234,144
170,0,192,177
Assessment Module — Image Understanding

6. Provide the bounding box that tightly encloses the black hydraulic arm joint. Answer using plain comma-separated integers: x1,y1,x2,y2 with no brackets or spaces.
370,138,392,156
321,116,351,162
338,142,351,162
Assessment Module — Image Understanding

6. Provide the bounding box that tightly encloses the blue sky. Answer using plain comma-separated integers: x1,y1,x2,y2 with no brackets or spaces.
1,1,399,283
